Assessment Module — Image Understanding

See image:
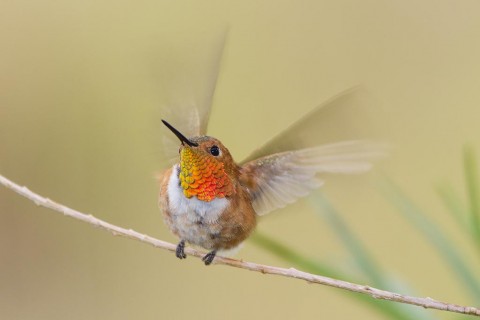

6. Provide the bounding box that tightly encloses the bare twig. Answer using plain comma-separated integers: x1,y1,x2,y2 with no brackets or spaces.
1,174,479,317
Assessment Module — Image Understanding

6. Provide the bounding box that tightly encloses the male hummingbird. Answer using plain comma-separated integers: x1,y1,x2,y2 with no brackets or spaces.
158,88,385,265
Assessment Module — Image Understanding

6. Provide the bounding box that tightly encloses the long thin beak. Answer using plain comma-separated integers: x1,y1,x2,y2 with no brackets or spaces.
161,120,199,147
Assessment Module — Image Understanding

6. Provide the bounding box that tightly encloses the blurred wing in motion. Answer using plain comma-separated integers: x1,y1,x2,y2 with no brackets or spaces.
157,30,227,165
240,141,387,216
239,87,387,215
241,87,382,164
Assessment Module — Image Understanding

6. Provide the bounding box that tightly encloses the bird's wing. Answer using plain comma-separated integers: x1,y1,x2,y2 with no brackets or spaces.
239,87,387,215
240,141,387,216
240,87,382,164
158,30,227,165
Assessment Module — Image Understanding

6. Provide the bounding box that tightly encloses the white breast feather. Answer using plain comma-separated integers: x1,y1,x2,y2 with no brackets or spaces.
167,165,229,223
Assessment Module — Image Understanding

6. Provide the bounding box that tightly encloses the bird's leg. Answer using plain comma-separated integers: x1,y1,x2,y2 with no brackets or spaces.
176,240,187,259
202,250,217,265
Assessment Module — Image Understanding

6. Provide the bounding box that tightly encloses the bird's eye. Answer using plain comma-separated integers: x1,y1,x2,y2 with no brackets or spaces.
210,145,220,156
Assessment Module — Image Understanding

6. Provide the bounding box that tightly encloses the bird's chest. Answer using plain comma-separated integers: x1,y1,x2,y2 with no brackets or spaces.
164,166,229,247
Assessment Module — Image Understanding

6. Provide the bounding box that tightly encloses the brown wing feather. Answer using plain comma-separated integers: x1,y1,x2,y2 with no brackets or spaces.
240,141,387,216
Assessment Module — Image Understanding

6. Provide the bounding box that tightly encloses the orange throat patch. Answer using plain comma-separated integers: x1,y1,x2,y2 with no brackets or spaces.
179,148,233,201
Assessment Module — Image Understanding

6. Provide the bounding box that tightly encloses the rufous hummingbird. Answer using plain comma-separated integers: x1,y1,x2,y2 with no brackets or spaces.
158,88,385,265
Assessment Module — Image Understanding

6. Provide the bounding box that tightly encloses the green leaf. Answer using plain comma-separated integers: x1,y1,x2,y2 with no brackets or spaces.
381,177,480,299
310,193,435,320
463,146,480,253
436,183,468,231
251,232,339,278
309,193,386,287
252,232,415,320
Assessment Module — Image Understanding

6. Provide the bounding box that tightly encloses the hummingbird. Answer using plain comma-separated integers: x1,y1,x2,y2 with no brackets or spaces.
158,88,385,265
157,24,384,266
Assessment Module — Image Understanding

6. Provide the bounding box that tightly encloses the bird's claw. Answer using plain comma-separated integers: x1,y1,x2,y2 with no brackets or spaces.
176,240,187,259
202,250,217,265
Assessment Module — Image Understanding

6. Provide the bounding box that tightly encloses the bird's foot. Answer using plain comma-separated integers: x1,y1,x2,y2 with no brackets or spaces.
202,250,217,265
176,240,187,259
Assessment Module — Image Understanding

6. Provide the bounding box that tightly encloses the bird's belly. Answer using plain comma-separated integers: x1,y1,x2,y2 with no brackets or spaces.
167,210,224,250
165,166,230,249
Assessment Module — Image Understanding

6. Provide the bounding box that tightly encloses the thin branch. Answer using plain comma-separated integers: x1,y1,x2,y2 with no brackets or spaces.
1,174,479,317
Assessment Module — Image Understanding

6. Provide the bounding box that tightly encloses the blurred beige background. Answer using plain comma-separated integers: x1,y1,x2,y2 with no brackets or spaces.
1,0,480,319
